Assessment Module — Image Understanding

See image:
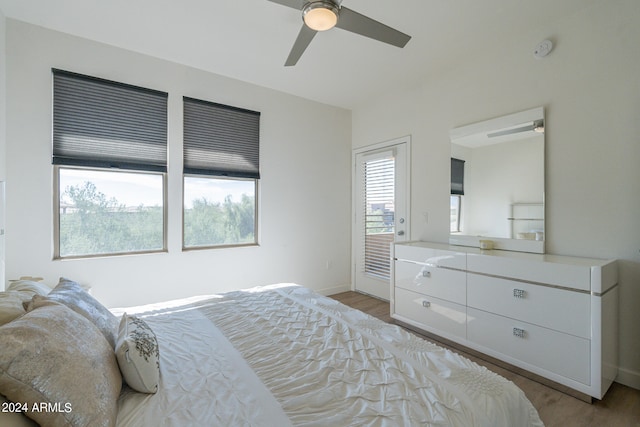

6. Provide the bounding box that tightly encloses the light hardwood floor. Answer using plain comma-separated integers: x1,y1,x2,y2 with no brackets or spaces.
330,291,640,427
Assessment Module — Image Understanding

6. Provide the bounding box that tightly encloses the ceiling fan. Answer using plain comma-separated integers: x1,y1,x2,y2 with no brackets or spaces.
267,0,411,66
487,120,545,138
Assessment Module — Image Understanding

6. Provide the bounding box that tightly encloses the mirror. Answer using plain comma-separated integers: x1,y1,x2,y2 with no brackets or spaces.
449,107,545,253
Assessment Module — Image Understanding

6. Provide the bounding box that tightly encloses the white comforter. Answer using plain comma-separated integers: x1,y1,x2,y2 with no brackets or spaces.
115,284,543,426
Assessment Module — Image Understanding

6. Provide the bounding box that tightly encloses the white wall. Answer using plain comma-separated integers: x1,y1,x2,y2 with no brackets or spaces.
0,11,5,181
352,0,640,389
4,20,352,307
0,10,6,290
455,136,544,238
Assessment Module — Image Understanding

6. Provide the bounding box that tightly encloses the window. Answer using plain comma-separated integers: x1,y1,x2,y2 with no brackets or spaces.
450,158,465,234
52,69,168,258
182,97,260,249
57,168,165,257
450,195,461,233
183,177,256,247
361,154,395,280
451,158,465,196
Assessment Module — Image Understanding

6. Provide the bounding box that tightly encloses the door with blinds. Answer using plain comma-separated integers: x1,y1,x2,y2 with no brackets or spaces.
353,139,409,300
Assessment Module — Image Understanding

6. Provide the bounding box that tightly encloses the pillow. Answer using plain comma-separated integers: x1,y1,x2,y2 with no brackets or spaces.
0,395,39,427
0,301,121,427
26,277,118,348
1,281,53,326
7,279,52,296
0,291,30,326
116,313,160,393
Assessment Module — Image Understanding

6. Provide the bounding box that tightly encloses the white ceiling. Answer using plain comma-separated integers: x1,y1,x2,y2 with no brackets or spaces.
0,0,596,109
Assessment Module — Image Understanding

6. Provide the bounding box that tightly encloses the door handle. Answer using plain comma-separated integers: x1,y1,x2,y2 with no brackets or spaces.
397,230,405,236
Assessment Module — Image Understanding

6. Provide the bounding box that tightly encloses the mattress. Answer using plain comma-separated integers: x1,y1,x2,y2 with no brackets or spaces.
114,284,544,426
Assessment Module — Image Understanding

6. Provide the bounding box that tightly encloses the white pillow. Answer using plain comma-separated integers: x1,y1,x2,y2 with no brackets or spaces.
116,313,160,393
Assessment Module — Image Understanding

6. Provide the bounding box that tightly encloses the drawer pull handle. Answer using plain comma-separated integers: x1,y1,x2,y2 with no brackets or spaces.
422,300,431,308
422,270,431,278
513,289,526,298
513,327,526,338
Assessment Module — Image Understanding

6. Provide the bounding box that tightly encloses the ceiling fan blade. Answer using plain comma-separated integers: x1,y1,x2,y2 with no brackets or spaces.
336,6,411,48
266,0,303,10
285,25,317,66
487,123,536,138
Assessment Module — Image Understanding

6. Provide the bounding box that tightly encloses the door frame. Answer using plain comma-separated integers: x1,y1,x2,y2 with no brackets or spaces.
351,135,411,296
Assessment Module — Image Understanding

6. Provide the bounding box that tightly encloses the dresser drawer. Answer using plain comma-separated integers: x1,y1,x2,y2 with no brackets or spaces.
467,273,590,338
467,308,590,384
467,252,592,291
395,244,466,270
394,287,466,339
395,260,466,304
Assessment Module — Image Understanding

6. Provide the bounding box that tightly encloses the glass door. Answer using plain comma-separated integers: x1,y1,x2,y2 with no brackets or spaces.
353,139,409,300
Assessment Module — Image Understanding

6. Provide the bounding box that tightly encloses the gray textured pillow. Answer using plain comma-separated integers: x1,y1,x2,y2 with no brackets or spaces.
0,301,121,427
26,277,118,348
0,395,39,426
0,291,30,326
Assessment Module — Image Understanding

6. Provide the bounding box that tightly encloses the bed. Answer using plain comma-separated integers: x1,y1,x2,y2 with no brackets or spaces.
0,279,543,427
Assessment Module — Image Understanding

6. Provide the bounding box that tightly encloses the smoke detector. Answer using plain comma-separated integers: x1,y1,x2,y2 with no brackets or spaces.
534,39,553,59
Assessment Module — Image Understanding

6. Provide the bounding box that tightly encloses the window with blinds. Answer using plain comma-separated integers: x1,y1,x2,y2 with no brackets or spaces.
183,97,260,178
52,69,168,172
450,158,465,233
182,97,260,249
362,156,395,280
52,69,168,259
451,157,465,195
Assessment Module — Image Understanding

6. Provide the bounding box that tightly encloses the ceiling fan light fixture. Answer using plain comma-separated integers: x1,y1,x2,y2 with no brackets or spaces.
303,1,339,32
533,119,545,133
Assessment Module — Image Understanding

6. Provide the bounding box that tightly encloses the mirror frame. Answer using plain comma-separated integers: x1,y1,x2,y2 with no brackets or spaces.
449,107,545,254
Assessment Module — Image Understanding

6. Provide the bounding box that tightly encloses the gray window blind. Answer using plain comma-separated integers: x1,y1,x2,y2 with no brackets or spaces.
52,69,168,172
183,96,260,179
451,158,465,195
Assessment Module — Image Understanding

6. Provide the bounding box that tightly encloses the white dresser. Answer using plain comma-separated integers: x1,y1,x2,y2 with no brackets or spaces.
391,241,618,400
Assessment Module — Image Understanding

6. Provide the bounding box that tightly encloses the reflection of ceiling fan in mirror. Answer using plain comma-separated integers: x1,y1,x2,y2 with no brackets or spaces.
267,0,411,66
487,120,545,138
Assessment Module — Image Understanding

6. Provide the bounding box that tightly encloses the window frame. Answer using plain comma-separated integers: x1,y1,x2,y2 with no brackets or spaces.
182,96,261,251
53,165,168,260
182,174,259,251
52,69,168,260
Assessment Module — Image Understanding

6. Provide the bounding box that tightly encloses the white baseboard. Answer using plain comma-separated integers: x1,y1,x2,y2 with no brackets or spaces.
316,283,351,296
616,367,640,391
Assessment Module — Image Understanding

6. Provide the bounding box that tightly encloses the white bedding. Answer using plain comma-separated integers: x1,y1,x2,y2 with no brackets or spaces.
114,284,543,426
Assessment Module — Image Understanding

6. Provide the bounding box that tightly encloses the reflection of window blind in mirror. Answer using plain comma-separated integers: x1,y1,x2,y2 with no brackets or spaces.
451,158,465,195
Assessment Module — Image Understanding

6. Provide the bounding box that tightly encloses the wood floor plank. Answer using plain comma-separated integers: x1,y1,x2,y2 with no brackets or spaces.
329,291,640,427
